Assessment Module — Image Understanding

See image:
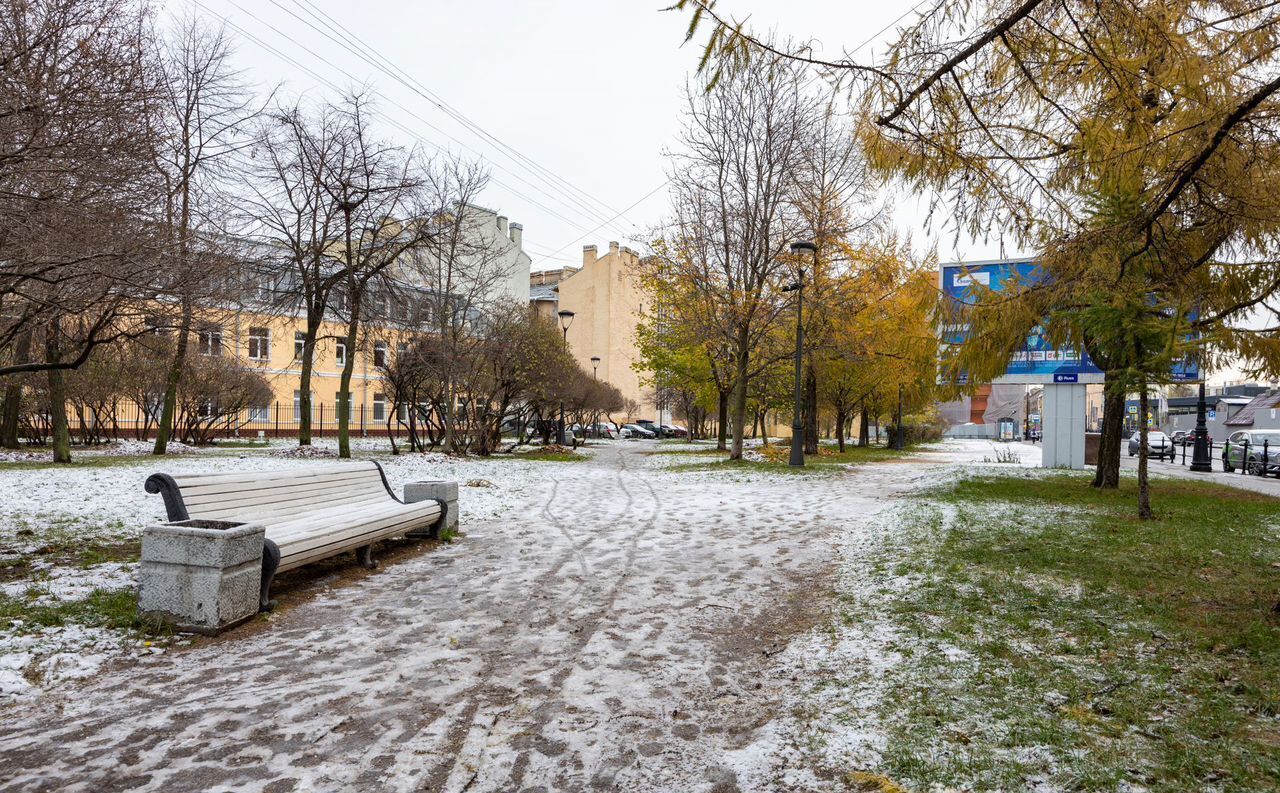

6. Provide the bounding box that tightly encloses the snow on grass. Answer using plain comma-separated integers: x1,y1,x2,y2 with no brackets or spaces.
1,561,136,603
0,437,598,700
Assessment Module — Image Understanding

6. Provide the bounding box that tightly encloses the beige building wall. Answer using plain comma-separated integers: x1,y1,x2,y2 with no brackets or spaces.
557,242,655,418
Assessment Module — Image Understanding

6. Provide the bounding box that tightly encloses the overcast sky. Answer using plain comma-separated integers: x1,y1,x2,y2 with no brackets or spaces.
179,0,1016,271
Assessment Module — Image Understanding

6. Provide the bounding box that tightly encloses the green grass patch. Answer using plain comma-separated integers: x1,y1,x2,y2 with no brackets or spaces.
0,454,154,471
0,587,165,635
862,472,1280,791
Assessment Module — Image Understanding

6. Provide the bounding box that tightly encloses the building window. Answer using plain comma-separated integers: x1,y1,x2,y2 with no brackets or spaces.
197,327,222,356
396,342,408,360
294,332,306,360
198,399,216,419
332,287,348,314
256,274,274,304
373,393,386,422
336,390,353,419
335,340,347,367
248,327,270,362
248,405,270,422
373,341,388,368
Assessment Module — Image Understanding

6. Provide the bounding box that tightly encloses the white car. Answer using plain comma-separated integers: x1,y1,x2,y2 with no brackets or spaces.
1128,431,1175,461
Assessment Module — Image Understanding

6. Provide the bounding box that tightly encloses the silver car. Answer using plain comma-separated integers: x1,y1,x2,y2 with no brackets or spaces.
1128,431,1175,461
1222,430,1280,475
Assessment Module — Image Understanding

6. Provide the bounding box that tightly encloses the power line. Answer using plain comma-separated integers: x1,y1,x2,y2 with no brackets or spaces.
286,0,640,236
206,0,626,240
530,181,668,268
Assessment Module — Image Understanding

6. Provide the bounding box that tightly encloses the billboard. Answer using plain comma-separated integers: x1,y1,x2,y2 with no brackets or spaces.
939,259,1202,385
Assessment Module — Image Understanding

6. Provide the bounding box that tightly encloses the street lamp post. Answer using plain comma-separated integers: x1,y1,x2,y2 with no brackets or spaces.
1190,379,1212,472
557,310,575,445
786,241,817,467
590,355,600,440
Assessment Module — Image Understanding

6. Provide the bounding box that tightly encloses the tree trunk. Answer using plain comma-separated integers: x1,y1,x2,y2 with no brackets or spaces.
716,389,729,452
297,310,322,446
45,327,71,463
1138,386,1153,519
728,339,750,460
153,300,193,455
836,406,846,453
1092,382,1123,489
803,363,819,455
858,401,870,447
1,330,30,448
336,295,362,459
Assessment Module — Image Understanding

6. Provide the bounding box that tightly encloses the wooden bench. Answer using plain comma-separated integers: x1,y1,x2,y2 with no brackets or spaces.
145,461,446,610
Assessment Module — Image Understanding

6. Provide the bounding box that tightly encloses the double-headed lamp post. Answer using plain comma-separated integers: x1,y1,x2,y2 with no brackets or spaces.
786,240,817,467
557,310,575,445
590,356,601,438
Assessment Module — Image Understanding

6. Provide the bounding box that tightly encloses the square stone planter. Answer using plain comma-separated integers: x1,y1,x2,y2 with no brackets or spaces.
139,519,264,635
403,480,459,538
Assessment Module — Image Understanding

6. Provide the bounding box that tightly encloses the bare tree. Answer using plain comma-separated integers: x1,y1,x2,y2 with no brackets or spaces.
150,13,266,455
398,159,515,453
320,93,436,459
663,56,816,459
0,0,164,461
244,99,348,446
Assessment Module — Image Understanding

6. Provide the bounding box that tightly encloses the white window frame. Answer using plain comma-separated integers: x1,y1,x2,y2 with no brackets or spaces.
373,341,388,368
335,340,347,368
247,327,270,362
197,327,222,357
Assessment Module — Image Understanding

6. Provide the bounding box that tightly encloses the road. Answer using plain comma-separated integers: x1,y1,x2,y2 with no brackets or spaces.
1119,447,1280,497
0,442,950,792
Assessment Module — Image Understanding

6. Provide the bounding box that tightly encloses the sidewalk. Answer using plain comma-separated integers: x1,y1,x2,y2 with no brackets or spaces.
1120,452,1280,498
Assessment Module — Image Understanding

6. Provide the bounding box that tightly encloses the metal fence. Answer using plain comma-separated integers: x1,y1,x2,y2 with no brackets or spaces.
1142,435,1276,477
20,401,424,446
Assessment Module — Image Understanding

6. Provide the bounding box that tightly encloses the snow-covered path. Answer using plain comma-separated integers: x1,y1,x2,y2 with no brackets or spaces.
0,442,977,792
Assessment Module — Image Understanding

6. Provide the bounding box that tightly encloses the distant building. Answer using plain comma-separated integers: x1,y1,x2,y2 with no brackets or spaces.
527,266,580,321
557,242,655,418
938,383,1027,439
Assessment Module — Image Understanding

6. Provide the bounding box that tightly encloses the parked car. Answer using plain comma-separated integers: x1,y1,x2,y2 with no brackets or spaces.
1171,430,1190,446
623,423,656,439
636,419,662,436
1222,430,1280,475
584,422,622,439
660,424,688,438
1127,430,1176,461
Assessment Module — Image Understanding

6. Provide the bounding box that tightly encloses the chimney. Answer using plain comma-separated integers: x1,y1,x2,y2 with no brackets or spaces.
608,241,619,256
509,221,522,248
496,215,508,236
582,244,598,268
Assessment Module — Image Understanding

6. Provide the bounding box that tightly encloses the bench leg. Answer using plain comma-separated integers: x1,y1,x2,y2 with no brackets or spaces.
259,539,280,612
356,543,378,570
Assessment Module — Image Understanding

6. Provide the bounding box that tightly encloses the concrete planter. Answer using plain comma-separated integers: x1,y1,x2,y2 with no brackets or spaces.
403,480,459,538
139,519,264,635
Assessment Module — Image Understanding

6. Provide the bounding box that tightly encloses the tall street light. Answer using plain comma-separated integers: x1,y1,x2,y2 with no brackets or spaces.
590,355,601,439
1190,376,1212,472
557,310,575,445
787,241,817,467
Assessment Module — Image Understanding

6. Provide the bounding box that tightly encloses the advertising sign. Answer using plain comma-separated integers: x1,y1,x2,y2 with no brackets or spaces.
940,259,1201,384
940,260,1103,384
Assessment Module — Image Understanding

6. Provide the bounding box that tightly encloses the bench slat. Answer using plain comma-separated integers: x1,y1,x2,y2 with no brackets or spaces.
183,479,386,513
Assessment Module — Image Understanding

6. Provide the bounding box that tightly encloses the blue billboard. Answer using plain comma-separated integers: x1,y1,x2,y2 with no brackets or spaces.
941,260,1202,384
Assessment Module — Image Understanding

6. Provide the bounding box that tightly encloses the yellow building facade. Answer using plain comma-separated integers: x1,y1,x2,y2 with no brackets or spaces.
557,242,658,419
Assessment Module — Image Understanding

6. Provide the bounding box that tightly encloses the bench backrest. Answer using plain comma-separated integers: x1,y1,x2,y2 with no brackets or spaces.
146,461,398,525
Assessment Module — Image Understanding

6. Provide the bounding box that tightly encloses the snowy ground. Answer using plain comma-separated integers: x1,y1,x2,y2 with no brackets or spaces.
0,438,1036,791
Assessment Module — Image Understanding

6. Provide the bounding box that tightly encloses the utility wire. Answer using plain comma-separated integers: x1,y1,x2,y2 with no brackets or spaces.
207,0,618,239
286,0,639,236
